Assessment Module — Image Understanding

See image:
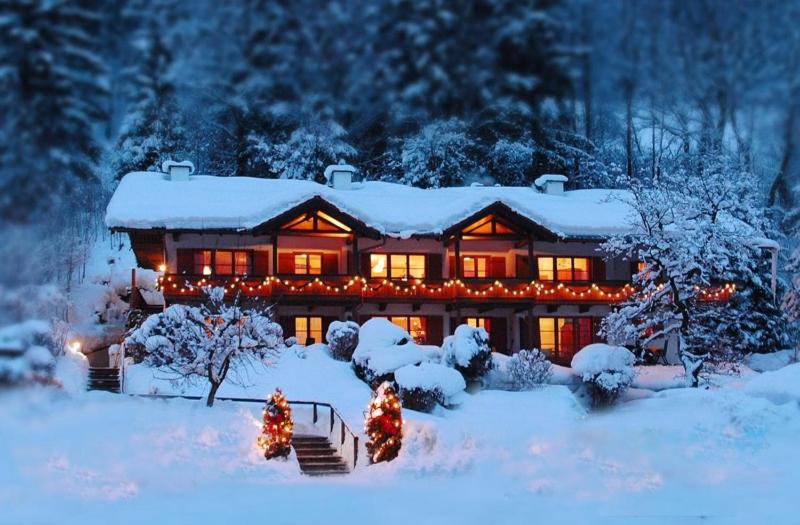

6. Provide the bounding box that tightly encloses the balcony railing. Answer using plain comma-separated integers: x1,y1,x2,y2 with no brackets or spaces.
156,274,634,304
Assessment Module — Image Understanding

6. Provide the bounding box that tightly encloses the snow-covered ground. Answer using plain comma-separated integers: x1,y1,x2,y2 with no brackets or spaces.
3,346,800,525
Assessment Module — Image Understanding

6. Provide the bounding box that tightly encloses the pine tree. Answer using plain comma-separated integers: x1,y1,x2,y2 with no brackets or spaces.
113,24,187,178
0,0,108,221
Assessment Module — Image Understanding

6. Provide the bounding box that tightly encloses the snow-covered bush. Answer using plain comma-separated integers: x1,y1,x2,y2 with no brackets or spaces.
441,324,493,381
571,344,635,407
351,318,438,387
394,362,466,412
0,320,57,387
125,287,284,406
507,349,552,390
326,320,359,361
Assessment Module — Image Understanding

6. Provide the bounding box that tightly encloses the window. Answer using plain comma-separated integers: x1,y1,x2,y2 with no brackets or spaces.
374,316,427,344
371,254,426,279
295,317,322,345
463,214,516,235
234,251,251,275
370,254,388,278
537,257,591,282
215,251,233,275
193,250,250,276
294,253,322,275
538,317,595,361
466,317,491,332
194,250,212,275
462,256,488,278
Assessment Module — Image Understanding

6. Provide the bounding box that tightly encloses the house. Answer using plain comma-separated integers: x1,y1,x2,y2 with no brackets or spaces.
106,163,658,365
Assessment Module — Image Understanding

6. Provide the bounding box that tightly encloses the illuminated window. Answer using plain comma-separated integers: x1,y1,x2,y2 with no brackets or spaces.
538,257,591,282
234,251,251,275
539,317,595,361
378,316,427,344
215,251,233,275
193,250,212,275
538,318,556,352
408,255,425,279
463,214,517,235
573,258,590,281
294,253,322,275
538,257,554,281
462,256,488,278
390,254,408,279
466,317,491,332
295,317,323,345
372,254,426,279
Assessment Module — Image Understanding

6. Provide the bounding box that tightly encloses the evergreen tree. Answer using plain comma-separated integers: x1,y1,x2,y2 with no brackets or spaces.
0,0,108,221
113,25,187,178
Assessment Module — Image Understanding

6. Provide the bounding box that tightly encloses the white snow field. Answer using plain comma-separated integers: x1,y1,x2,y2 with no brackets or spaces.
3,348,800,525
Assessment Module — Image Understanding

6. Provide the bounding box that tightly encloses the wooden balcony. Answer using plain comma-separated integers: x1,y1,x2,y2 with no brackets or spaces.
156,274,634,306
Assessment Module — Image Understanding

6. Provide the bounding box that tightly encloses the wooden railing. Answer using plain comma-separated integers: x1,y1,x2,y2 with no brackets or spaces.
130,394,361,470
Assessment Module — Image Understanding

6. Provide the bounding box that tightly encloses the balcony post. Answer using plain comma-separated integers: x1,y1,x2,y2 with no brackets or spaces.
454,235,461,279
352,234,359,275
271,233,278,275
527,235,535,280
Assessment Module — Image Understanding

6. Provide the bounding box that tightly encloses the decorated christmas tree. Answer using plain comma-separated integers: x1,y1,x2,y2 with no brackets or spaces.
364,382,403,464
257,388,293,459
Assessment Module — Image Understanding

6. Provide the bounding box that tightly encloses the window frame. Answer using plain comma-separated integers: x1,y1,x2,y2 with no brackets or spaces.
370,253,426,280
371,315,428,344
536,256,592,282
294,316,323,346
293,252,323,275
461,256,489,279
537,316,596,361
193,249,251,276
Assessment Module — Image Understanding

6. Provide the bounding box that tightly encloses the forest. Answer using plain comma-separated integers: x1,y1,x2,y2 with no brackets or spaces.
1,0,799,317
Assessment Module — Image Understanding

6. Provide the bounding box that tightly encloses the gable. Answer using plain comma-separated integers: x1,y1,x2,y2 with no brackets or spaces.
443,202,559,241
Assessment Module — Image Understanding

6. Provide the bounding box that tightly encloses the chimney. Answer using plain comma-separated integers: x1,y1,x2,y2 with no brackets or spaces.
162,160,195,181
534,174,568,195
324,161,357,190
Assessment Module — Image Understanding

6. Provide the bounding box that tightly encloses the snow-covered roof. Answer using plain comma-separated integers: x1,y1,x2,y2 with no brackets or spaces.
105,171,634,239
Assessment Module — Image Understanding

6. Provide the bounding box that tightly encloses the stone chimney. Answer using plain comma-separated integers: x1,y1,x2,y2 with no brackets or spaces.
162,160,195,181
534,174,568,195
324,161,357,190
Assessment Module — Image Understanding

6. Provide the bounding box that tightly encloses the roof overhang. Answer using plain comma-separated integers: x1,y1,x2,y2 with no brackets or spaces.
441,201,561,241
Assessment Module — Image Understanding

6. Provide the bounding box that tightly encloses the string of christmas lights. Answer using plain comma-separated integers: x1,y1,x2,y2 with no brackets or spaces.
257,388,293,460
155,273,737,302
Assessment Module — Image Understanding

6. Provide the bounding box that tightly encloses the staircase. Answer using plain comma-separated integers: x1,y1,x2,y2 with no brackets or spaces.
87,367,121,393
293,435,350,476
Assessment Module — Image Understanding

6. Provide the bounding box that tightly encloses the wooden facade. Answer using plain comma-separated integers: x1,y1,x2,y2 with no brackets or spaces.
118,199,635,365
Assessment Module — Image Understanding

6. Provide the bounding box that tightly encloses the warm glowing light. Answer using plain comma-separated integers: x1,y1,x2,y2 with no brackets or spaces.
202,265,212,276
158,264,167,272
67,341,81,353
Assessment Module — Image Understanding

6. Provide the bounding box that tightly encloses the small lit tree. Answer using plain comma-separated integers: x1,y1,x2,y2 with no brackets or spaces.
364,382,403,464
257,388,293,459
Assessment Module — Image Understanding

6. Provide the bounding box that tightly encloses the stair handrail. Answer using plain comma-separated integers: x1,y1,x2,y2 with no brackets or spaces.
130,394,361,470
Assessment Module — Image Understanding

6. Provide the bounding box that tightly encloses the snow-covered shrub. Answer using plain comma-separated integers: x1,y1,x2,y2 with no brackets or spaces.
507,349,552,390
441,324,493,381
352,318,438,387
394,362,466,412
571,344,635,407
0,320,57,387
284,336,298,347
326,320,359,361
125,287,284,406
